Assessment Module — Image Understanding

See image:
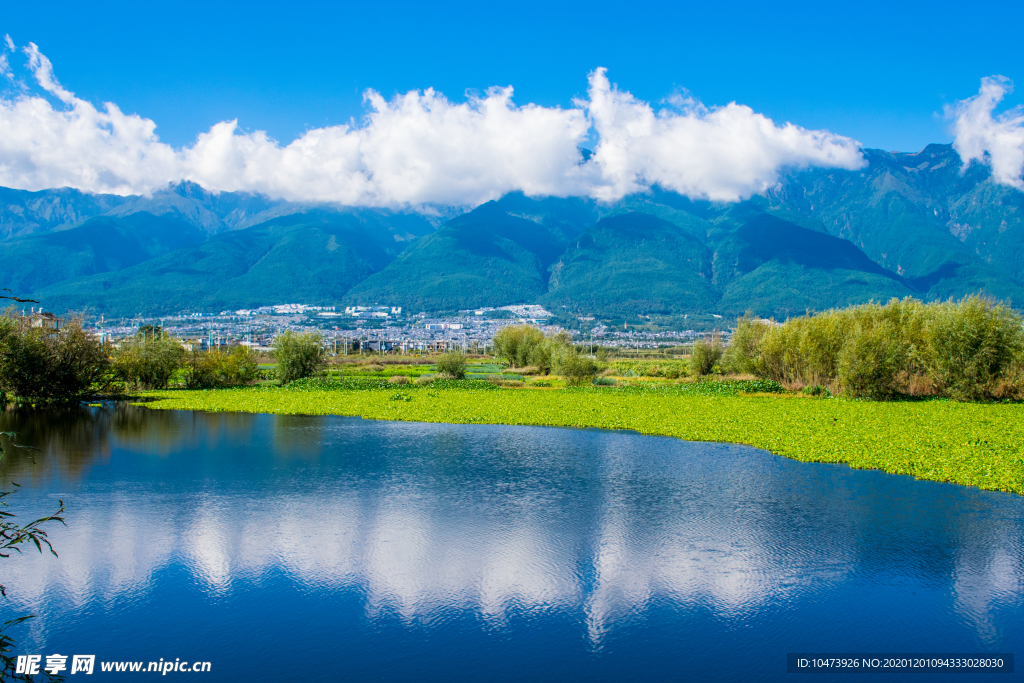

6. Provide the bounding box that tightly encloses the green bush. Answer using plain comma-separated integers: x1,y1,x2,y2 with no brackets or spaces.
273,331,325,383
556,351,597,387
0,316,110,401
838,321,905,399
923,296,1024,401
185,346,259,389
721,315,771,375
492,325,547,368
111,333,185,390
724,295,1024,401
690,338,723,377
434,352,467,379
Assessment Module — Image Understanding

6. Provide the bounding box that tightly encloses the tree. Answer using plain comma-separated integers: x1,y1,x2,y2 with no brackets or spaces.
690,337,723,377
0,315,110,402
721,315,770,375
923,296,1024,401
272,331,324,383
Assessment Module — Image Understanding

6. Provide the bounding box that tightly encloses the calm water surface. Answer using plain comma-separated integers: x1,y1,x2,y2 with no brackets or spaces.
1,404,1022,681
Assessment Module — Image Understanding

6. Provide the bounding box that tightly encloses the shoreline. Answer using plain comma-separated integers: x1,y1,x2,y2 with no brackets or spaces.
138,385,1024,496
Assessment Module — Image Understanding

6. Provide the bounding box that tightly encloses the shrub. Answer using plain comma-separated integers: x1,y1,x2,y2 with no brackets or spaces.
722,315,771,375
556,351,597,387
0,316,110,401
364,363,386,373
111,334,185,390
690,338,723,377
592,376,617,386
923,296,1024,401
273,331,325,383
413,375,434,386
435,352,467,379
185,346,259,389
723,295,1024,401
838,321,905,399
802,384,831,397
492,325,547,368
388,375,410,385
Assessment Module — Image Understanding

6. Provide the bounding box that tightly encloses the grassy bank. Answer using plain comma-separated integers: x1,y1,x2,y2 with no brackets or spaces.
140,381,1024,496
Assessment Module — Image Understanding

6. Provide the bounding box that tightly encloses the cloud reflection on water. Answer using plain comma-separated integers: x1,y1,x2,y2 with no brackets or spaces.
2,405,1022,649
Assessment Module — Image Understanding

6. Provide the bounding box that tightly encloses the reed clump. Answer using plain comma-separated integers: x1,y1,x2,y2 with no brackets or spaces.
724,295,1024,401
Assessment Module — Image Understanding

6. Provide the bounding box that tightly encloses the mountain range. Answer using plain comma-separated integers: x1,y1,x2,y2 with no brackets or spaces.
2,143,1022,322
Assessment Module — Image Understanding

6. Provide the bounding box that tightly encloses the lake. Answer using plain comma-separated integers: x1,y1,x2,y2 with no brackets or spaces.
1,403,1021,681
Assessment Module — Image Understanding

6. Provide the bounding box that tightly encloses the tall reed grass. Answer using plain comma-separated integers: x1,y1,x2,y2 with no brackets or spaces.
723,296,1024,401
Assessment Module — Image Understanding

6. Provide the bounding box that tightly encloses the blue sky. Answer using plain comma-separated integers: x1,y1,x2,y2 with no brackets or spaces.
5,0,1023,153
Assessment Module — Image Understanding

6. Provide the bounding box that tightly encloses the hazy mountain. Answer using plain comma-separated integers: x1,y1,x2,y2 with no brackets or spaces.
764,144,1024,291
104,182,288,234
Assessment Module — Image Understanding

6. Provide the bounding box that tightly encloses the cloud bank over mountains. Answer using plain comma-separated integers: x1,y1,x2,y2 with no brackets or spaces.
0,39,1021,208
949,76,1024,190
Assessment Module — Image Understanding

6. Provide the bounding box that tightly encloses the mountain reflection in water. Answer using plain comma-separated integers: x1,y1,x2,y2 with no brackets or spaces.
1,404,1022,681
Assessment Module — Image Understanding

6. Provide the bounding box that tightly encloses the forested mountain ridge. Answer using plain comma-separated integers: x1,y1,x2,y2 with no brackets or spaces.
5,143,1024,319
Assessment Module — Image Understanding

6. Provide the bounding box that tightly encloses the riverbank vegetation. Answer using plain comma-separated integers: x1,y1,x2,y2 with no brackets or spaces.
725,296,1024,401
2,296,1023,493
0,313,108,403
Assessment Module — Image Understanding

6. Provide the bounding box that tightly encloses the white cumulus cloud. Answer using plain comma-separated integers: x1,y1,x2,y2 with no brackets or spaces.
179,87,594,206
585,68,866,201
0,43,182,195
949,76,1024,189
0,41,868,207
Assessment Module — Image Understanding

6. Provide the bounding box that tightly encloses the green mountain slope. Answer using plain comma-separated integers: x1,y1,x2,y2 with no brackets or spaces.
543,212,717,316
767,144,1024,298
0,213,207,294
344,198,597,311
35,210,432,315
714,214,917,316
